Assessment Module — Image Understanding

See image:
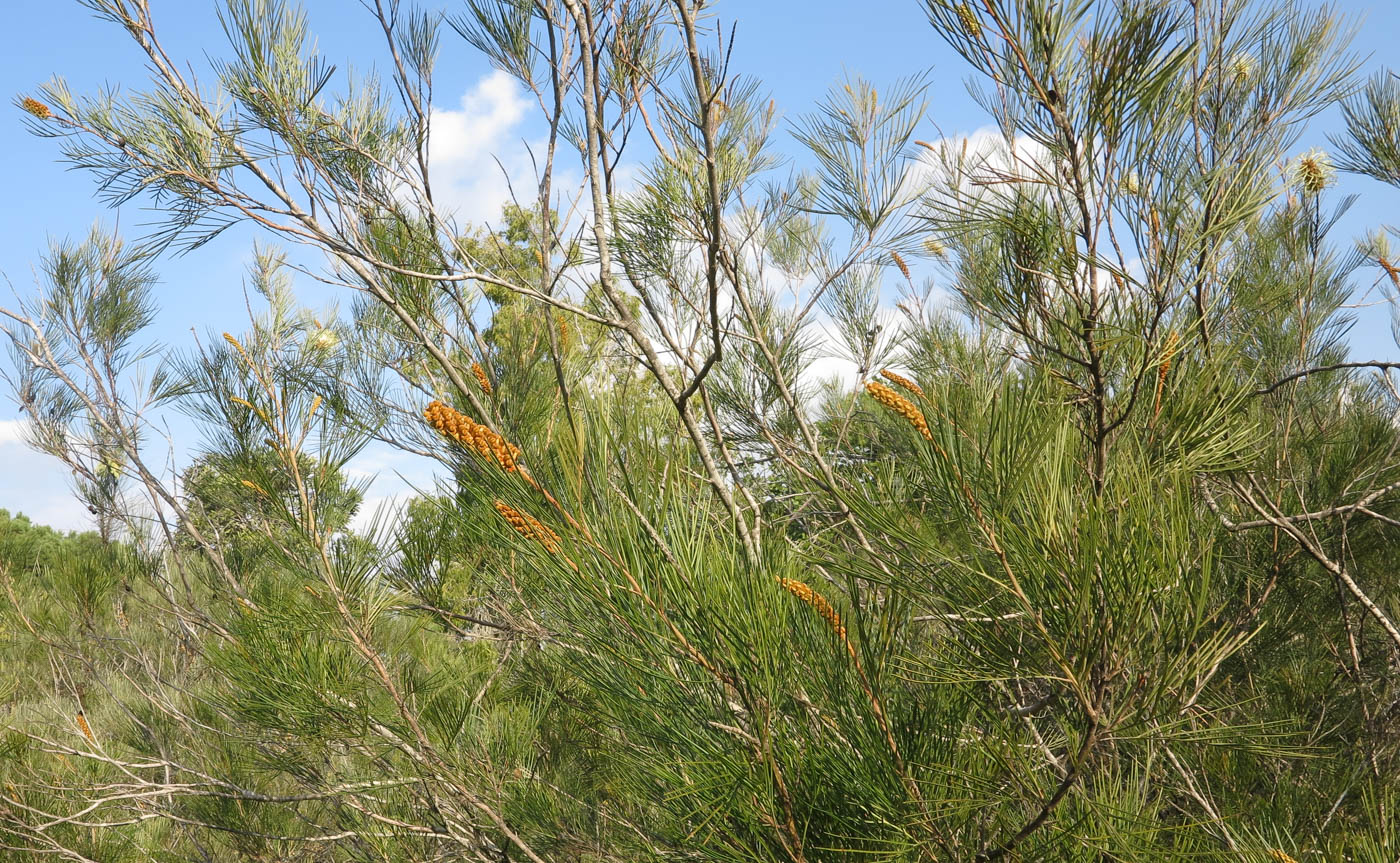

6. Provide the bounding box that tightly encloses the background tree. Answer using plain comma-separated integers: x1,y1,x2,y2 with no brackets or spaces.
176,448,363,576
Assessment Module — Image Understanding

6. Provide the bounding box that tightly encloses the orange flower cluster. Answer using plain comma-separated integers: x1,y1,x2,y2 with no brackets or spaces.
495,500,576,569
890,251,911,280
424,400,521,472
879,368,925,398
1159,331,1179,380
1153,330,1180,419
21,97,51,120
471,362,492,395
76,711,95,746
1267,852,1298,863
778,577,848,643
494,500,561,553
865,380,932,441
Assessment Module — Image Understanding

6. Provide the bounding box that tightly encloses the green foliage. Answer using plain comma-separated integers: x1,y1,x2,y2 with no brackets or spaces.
0,509,103,577
177,448,363,576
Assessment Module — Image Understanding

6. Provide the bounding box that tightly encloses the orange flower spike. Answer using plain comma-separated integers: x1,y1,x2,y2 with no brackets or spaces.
76,711,96,746
890,251,911,280
1159,331,1180,379
879,368,925,398
865,380,932,441
21,97,52,120
777,577,857,661
471,362,492,396
778,577,846,640
1153,330,1180,419
424,400,521,473
494,500,560,552
495,500,576,570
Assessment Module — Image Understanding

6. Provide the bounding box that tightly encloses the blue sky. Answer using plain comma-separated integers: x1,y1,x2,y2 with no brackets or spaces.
2,0,1399,531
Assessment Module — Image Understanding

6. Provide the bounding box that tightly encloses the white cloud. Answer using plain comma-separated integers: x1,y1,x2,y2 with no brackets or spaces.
427,71,537,229
0,419,28,446
798,306,910,394
907,125,1053,208
802,332,862,391
342,442,443,533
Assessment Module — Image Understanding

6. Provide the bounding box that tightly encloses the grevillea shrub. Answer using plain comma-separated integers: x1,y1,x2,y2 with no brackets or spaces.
4,0,1400,860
